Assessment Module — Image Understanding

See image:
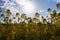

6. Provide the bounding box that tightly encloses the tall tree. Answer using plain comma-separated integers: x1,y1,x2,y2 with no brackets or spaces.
21,13,26,22
18,18,21,23
27,17,33,24
13,17,16,23
47,8,52,24
47,8,52,14
9,19,12,24
52,10,57,24
35,12,40,18
6,9,11,17
33,17,40,24
0,14,5,17
0,14,5,23
3,17,9,24
53,10,57,17
56,3,60,9
16,13,20,23
46,16,50,23
41,16,46,24
0,7,2,12
33,18,37,24
16,13,20,17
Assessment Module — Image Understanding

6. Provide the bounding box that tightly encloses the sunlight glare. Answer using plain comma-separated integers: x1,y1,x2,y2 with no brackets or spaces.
16,0,35,13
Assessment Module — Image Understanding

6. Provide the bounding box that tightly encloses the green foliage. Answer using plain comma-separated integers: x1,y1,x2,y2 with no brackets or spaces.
0,23,60,40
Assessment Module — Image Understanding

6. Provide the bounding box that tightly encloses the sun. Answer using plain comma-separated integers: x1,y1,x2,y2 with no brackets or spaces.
16,0,35,13
22,2,35,13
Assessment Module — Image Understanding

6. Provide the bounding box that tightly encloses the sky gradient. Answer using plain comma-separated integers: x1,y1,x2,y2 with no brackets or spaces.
0,0,60,17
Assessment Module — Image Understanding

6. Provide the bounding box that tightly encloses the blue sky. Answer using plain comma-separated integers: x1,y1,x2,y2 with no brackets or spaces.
0,0,60,17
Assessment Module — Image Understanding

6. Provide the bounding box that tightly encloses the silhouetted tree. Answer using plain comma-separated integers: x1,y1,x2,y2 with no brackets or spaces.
56,3,60,9
16,13,19,16
6,9,11,17
21,13,26,22
35,12,40,19
3,17,9,24
0,7,2,12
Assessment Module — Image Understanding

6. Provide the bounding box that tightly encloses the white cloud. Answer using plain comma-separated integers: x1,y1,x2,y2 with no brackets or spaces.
48,0,60,2
40,10,46,13
3,0,20,14
2,0,36,17
15,0,35,13
53,0,60,2
10,0,35,18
